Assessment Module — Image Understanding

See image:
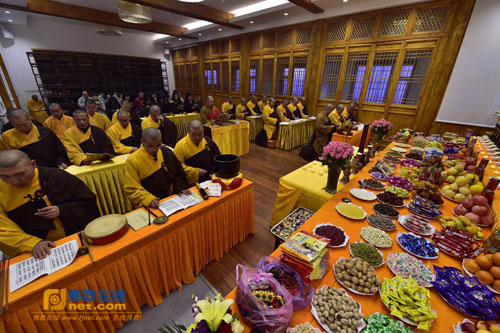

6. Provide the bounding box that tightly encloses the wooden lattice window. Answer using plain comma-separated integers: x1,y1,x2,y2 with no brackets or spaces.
179,49,186,59
276,57,290,96
262,32,275,49
393,49,433,105
296,27,312,45
380,11,409,36
189,47,197,58
365,52,399,103
326,20,347,42
413,6,449,33
249,59,260,94
212,42,220,55
186,64,193,89
320,54,343,99
203,44,210,58
221,40,230,54
221,62,229,92
250,35,261,51
341,53,369,101
278,30,292,47
204,63,212,90
231,61,240,92
192,63,199,90
262,59,274,95
231,39,240,53
212,62,220,90
351,16,376,39
291,56,307,96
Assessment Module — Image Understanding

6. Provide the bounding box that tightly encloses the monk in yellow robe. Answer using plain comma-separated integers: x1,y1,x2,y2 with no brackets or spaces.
2,109,69,168
124,128,190,209
27,95,49,124
236,97,250,120
63,110,114,166
314,104,336,155
0,150,98,258
111,100,133,125
44,103,74,140
258,95,268,111
298,97,309,116
221,96,235,116
262,98,279,140
141,105,177,147
329,104,345,125
246,95,261,116
106,110,141,155
287,97,308,119
277,99,292,122
86,99,110,131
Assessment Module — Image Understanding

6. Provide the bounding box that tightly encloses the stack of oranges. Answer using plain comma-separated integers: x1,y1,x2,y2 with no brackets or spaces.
464,253,500,291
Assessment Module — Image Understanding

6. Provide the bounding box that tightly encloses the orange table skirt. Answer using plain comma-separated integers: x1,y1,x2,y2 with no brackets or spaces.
331,126,371,147
2,180,254,333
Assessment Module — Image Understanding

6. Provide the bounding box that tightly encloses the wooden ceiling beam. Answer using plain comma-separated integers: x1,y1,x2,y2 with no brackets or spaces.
130,0,244,30
0,0,197,39
288,0,324,14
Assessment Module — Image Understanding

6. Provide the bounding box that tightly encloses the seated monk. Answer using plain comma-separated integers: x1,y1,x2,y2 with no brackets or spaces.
63,110,115,166
124,128,190,209
174,120,221,185
2,109,69,168
262,98,279,140
111,100,140,126
277,99,293,122
106,110,141,155
44,103,74,141
346,101,359,122
27,94,49,124
247,95,261,115
0,150,99,258
329,103,345,125
314,104,336,156
287,97,308,119
221,96,236,116
258,95,268,112
200,95,221,123
236,97,250,120
298,97,309,116
141,105,177,148
86,99,110,131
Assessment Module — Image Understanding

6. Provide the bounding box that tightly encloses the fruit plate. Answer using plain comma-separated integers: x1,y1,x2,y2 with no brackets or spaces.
396,232,439,259
349,188,377,201
451,210,488,227
398,214,435,236
313,223,349,249
376,193,406,208
461,259,500,295
361,179,386,190
391,147,408,153
333,257,378,295
311,286,366,333
453,318,476,333
349,241,385,268
336,203,367,221
440,191,462,203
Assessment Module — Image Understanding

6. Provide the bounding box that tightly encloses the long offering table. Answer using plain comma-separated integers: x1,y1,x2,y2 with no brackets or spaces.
1,180,254,332
226,142,499,332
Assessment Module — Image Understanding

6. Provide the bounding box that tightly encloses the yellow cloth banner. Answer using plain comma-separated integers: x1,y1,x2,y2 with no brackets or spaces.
209,121,250,156
277,119,315,150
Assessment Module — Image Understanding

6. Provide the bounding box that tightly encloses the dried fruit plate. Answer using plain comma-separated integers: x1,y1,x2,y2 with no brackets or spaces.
313,223,349,249
333,257,378,295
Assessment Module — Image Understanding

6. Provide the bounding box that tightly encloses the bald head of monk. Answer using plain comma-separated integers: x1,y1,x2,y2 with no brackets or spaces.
7,109,33,134
268,97,276,108
0,150,36,188
142,128,162,156
121,100,131,112
73,109,90,130
324,103,334,116
206,95,214,108
292,97,299,106
116,109,131,129
188,120,204,146
48,103,63,119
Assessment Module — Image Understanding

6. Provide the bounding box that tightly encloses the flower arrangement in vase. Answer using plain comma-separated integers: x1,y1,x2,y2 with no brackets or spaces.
321,141,355,194
371,118,393,150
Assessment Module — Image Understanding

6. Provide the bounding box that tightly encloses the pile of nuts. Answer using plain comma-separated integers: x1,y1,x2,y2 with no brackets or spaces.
360,227,393,248
334,258,382,294
312,286,364,332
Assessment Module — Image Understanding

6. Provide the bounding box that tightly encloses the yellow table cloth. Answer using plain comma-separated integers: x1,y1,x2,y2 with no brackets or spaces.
209,121,250,156
277,118,315,151
331,125,371,147
246,116,263,141
2,180,255,333
66,155,131,215
166,113,201,140
270,147,359,226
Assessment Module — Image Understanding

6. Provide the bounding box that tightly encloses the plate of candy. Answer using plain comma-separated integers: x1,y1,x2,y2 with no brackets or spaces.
271,207,315,241
398,214,435,236
407,197,442,218
370,171,389,181
387,252,435,288
388,176,413,191
376,191,405,207
431,228,480,260
397,232,439,259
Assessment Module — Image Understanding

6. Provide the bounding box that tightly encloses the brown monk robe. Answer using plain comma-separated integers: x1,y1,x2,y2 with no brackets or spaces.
313,104,336,155
141,105,178,148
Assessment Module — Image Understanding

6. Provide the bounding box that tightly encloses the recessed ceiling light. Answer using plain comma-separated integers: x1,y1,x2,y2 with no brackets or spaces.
343,0,348,2
283,12,288,16
218,28,222,31
178,38,182,40
165,41,169,44
250,21,254,24
5,11,10,14
198,33,202,36
7,19,12,22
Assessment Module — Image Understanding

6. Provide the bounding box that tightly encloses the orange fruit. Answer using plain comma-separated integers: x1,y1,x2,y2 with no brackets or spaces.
494,280,500,292
465,259,481,273
491,266,500,279
476,254,493,269
476,270,494,285
493,253,500,266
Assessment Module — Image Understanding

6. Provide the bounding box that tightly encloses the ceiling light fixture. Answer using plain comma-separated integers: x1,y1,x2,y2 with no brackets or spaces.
166,41,169,44
177,0,204,2
7,19,12,22
218,28,222,31
5,11,10,14
250,21,254,24
117,1,152,24
183,20,211,30
343,0,348,2
198,33,202,36
283,12,288,16
231,0,288,17
178,38,182,40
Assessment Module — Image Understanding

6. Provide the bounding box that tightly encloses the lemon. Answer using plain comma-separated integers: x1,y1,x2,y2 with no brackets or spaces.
470,183,484,195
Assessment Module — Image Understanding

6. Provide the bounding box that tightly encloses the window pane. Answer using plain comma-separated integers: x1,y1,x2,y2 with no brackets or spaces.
204,63,212,90
221,62,229,92
320,54,343,99
231,61,240,92
212,62,220,90
262,59,274,95
393,50,433,105
276,57,290,96
249,60,259,94
365,52,398,103
291,56,307,96
341,53,369,101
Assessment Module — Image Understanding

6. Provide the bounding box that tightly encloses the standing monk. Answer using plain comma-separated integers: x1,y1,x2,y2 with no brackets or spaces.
44,103,74,140
27,95,49,124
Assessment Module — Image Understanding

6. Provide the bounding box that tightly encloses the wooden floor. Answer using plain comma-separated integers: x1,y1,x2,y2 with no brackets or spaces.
201,143,306,295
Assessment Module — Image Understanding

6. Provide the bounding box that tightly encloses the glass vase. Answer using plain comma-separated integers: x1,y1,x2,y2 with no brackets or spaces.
324,165,342,194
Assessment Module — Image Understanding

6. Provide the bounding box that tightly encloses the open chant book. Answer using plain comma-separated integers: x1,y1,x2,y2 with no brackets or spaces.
9,239,79,292
159,190,203,217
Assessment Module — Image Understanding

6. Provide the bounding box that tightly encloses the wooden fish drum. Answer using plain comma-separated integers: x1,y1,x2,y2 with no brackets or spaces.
84,214,129,245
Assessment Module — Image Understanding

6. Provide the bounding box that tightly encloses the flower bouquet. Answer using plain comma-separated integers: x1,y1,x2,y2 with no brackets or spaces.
159,294,243,333
321,141,355,194
371,118,393,150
